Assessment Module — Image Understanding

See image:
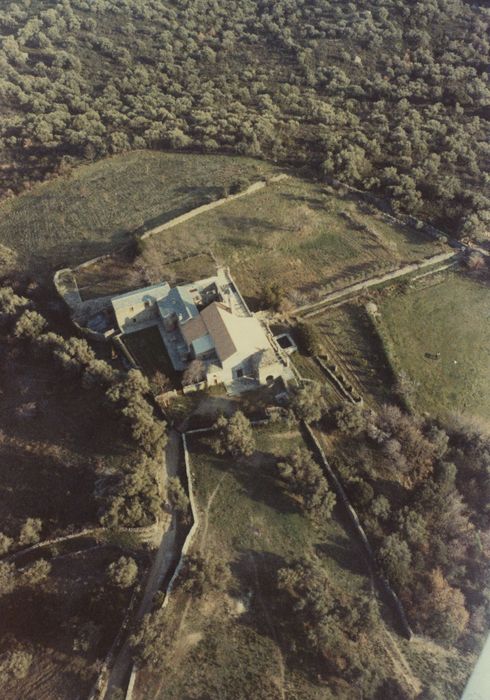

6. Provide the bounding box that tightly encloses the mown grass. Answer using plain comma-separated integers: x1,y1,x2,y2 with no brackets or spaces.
0,150,276,272
378,272,490,428
135,423,418,700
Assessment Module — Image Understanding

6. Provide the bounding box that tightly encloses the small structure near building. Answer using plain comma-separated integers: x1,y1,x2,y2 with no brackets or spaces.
111,268,290,390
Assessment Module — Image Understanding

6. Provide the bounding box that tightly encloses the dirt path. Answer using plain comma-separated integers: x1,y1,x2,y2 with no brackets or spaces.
382,629,421,696
248,552,286,700
103,431,181,699
200,473,226,549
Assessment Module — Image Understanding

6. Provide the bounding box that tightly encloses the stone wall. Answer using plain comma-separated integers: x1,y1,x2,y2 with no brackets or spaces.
302,421,413,640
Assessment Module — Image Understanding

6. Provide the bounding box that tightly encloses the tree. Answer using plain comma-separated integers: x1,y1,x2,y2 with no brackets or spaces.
296,321,323,355
19,518,42,546
130,613,168,668
22,559,51,585
420,569,469,643
212,411,255,457
0,286,28,316
0,562,16,596
107,556,138,589
333,402,367,435
292,382,327,423
0,649,32,682
182,359,205,387
370,495,391,521
166,477,190,516
378,534,412,588
0,533,13,555
278,448,336,518
261,282,284,311
14,310,47,339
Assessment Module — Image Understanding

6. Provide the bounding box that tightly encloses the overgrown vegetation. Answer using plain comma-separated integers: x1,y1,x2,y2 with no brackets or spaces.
1,285,167,531
327,401,490,650
0,0,488,240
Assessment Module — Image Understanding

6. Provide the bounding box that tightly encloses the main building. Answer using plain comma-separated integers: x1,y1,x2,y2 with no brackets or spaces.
111,268,289,389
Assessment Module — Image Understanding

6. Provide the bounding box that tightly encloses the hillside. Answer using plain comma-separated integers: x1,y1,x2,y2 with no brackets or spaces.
0,0,488,240
0,151,276,272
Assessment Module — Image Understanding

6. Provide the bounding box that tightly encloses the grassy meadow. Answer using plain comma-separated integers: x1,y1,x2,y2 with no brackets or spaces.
135,422,432,700
138,176,442,307
378,273,490,428
0,151,276,272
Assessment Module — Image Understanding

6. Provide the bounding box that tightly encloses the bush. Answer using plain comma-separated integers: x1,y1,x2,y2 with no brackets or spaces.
296,321,323,355
212,411,255,457
292,382,327,423
14,310,47,339
107,556,138,589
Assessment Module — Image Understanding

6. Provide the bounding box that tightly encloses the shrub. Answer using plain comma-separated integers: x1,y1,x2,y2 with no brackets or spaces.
292,382,327,423
107,556,138,589
14,310,47,339
212,411,255,457
296,321,323,355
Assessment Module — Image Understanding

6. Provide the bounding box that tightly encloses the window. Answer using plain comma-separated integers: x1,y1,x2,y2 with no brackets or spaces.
144,301,150,309
236,368,244,378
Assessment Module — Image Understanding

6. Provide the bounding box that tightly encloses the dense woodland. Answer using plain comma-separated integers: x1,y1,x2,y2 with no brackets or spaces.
329,402,490,652
0,0,488,239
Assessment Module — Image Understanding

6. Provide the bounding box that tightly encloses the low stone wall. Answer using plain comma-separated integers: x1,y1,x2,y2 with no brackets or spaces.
140,173,289,242
302,422,413,640
296,250,456,317
1,527,104,564
314,356,362,405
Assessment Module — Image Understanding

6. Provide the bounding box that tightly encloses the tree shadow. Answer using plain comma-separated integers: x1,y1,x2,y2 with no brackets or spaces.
230,548,325,681
202,446,301,517
315,538,370,577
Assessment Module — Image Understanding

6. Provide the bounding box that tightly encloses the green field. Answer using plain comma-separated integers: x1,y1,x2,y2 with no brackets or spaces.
128,175,442,307
379,273,490,428
135,423,433,700
0,151,276,272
